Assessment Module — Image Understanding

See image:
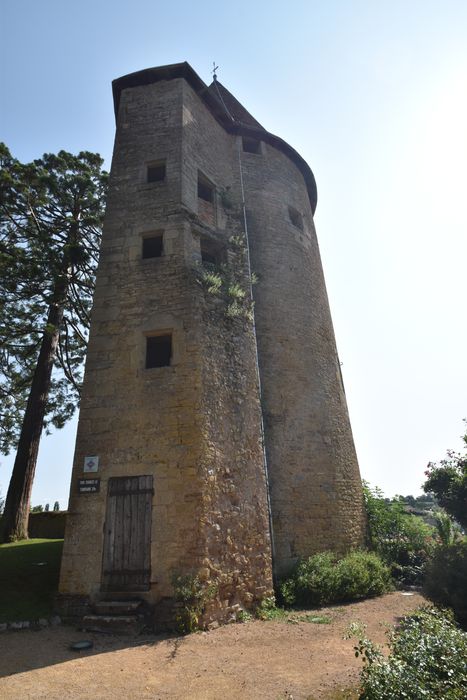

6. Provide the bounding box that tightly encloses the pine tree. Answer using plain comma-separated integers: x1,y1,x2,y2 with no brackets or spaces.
0,144,107,541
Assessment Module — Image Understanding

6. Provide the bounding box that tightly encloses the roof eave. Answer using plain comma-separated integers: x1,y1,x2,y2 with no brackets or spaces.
112,62,317,213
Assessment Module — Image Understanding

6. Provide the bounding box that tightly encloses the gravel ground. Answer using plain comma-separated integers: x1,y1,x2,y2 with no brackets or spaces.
0,591,426,700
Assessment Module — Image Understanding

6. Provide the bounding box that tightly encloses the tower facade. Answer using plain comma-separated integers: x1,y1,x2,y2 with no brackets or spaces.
59,63,365,625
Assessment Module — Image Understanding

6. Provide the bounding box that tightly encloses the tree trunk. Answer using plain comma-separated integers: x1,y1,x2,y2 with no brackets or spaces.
0,272,69,542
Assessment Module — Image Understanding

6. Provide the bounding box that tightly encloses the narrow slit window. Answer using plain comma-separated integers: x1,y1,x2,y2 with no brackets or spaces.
198,172,214,202
147,161,166,183
142,233,163,259
146,334,172,368
288,206,303,231
242,137,261,154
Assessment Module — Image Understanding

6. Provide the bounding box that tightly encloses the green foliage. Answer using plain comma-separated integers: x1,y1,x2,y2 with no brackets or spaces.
225,300,243,318
297,613,332,624
251,598,335,625
399,493,436,508
237,609,253,623
228,234,246,249
363,482,435,585
172,573,217,634
196,231,255,322
1,144,107,542
255,596,288,620
336,551,393,601
424,540,467,625
0,539,63,622
434,512,461,546
279,551,392,607
423,423,467,529
200,269,223,295
227,282,246,300
350,607,467,699
197,261,254,321
0,143,108,454
280,551,337,606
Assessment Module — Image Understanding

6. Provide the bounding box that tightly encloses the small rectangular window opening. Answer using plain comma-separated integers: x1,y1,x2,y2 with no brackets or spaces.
200,237,221,266
147,161,166,183
142,234,163,259
288,206,303,231
242,137,261,154
198,172,214,203
201,249,217,265
146,334,172,368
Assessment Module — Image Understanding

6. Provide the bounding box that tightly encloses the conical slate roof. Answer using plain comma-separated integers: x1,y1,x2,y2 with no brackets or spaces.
208,80,264,129
112,62,317,213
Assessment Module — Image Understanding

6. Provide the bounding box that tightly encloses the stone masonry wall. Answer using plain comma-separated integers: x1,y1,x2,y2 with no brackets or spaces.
60,79,208,602
241,140,365,576
59,76,273,623
59,65,364,621
181,82,273,621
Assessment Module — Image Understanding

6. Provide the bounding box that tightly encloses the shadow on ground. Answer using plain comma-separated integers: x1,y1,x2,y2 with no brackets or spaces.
0,625,177,678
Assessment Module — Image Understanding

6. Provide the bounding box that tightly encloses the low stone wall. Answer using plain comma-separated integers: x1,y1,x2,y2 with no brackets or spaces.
54,594,92,622
0,615,61,633
28,512,67,539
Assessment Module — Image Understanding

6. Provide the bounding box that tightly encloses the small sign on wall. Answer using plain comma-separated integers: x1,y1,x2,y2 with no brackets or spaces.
78,478,100,494
83,455,99,473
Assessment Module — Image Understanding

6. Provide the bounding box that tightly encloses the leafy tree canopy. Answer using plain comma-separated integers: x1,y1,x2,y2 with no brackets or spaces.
423,422,467,530
0,143,108,454
0,143,107,541
363,482,435,585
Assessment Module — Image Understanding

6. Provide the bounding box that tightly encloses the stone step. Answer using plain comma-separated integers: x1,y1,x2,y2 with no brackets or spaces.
81,614,144,635
94,600,142,616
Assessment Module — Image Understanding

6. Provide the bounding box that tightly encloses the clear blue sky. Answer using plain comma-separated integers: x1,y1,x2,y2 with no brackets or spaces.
1,0,466,507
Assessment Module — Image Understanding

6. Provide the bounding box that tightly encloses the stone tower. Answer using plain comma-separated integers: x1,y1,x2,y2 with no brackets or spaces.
58,62,365,626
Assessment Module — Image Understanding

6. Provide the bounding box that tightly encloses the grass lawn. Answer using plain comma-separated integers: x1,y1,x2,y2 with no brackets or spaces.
0,538,63,623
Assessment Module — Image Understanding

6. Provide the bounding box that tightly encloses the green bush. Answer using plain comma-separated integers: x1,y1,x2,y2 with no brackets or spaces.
255,596,288,620
280,552,337,606
172,573,217,634
335,551,392,601
351,607,467,699
363,482,435,585
423,422,467,530
424,540,467,626
434,511,462,546
279,551,391,607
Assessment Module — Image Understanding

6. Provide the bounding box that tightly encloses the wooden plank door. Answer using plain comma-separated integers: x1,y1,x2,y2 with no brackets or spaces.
101,475,153,592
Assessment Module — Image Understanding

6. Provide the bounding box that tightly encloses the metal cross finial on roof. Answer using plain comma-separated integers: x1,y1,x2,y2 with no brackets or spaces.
212,62,219,81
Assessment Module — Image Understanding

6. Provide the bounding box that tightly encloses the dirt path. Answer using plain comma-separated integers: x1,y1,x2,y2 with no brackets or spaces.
0,592,425,699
